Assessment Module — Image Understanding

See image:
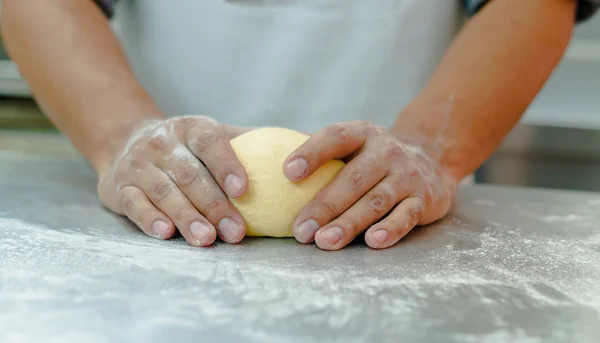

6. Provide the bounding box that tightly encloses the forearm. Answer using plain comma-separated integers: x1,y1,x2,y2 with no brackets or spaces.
392,0,576,182
1,0,162,174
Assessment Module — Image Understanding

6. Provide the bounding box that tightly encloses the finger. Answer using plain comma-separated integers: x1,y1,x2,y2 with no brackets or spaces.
185,121,249,198
158,148,246,244
313,176,407,250
364,197,425,250
283,122,368,181
136,167,217,247
293,153,388,243
118,185,176,240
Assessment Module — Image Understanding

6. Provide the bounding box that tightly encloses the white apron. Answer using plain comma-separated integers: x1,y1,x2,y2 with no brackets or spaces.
114,0,464,133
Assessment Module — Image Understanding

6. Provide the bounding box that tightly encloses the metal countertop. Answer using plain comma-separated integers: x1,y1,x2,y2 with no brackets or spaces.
0,152,599,343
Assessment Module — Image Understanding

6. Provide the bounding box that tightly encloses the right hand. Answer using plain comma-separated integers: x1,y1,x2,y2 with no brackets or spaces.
98,116,251,247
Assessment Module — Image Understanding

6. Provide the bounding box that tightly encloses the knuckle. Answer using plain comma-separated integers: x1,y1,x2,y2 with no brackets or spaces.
326,123,351,144
177,116,197,128
387,173,406,189
371,124,387,134
118,188,148,217
147,134,170,151
348,170,368,191
319,199,339,217
202,198,228,217
385,140,404,159
409,169,421,181
173,206,196,223
190,129,221,154
406,202,424,225
355,121,373,137
151,180,176,201
120,193,134,215
406,210,421,227
197,115,220,126
128,155,147,170
174,162,200,187
367,190,392,216
140,206,157,221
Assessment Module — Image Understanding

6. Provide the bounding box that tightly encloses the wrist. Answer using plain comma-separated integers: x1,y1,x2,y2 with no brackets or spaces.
92,112,164,176
391,128,462,184
390,108,464,186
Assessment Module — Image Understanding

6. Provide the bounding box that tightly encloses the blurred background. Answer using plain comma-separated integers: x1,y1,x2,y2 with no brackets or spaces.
0,3,598,191
477,14,600,191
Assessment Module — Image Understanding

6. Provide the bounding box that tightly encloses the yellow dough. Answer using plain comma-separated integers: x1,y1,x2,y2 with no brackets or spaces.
229,127,344,237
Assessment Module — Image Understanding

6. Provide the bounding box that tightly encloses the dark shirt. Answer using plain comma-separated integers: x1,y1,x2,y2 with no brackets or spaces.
95,0,600,22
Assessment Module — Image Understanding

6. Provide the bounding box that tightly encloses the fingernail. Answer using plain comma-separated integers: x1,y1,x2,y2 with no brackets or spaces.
219,217,241,242
224,174,243,197
286,158,308,179
321,227,343,245
372,229,389,244
152,220,171,239
295,219,320,242
190,221,211,243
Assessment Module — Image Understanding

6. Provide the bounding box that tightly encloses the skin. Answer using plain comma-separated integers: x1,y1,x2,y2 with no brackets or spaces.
286,0,577,250
97,116,252,246
2,0,576,249
1,0,252,246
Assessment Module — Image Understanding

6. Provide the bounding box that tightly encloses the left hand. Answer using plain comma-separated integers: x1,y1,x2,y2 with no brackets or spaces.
283,121,458,250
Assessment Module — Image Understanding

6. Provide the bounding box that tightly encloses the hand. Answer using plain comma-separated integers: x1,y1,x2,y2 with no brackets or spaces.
98,116,251,247
284,121,457,250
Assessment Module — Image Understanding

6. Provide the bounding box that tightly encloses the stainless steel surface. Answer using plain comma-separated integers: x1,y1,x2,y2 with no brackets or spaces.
478,124,600,191
1,152,599,343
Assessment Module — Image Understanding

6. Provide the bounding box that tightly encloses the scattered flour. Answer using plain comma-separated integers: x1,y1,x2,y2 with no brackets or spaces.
1,211,599,343
474,199,496,206
540,214,585,222
3,151,599,342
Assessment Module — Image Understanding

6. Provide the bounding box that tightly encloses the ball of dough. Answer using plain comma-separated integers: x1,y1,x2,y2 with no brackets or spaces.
229,127,344,237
